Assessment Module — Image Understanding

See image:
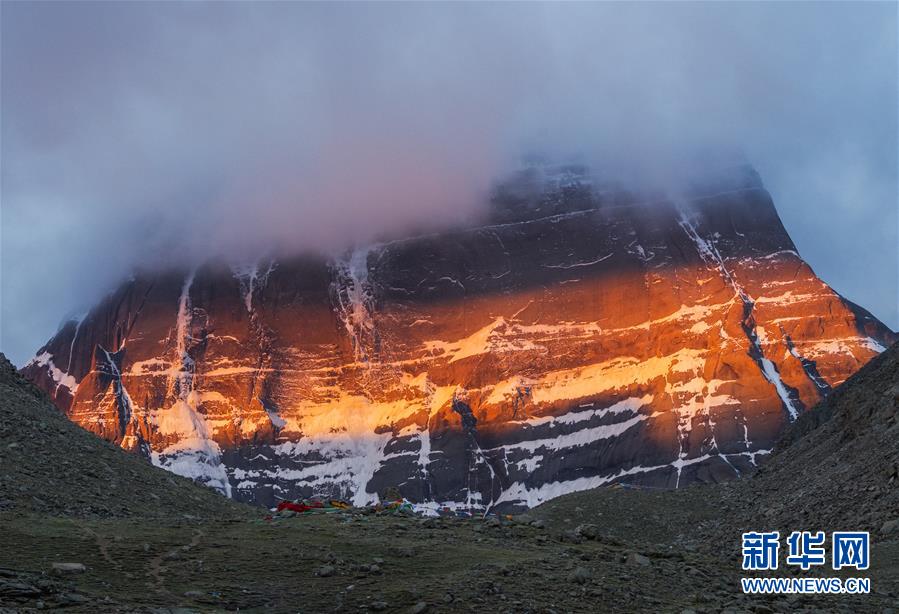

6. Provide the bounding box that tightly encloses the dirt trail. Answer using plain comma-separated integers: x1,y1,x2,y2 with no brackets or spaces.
80,526,117,568
145,528,205,596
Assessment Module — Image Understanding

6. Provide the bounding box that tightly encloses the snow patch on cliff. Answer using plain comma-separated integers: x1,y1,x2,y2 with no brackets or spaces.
754,291,828,306
271,391,426,506
486,348,707,407
493,449,772,509
26,351,78,394
494,413,645,455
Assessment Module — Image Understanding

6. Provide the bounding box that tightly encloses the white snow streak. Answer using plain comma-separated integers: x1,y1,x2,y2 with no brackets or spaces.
334,246,376,362
542,253,613,269
66,313,87,373
151,271,233,498
493,450,772,508
232,260,276,313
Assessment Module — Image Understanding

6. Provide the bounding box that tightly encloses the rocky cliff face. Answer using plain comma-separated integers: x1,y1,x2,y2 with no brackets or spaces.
22,164,896,511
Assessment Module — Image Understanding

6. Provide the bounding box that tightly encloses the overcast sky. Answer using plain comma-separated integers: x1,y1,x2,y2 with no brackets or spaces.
2,2,897,366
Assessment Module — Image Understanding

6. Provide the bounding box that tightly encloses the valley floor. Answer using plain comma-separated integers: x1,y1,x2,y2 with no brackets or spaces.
2,484,898,613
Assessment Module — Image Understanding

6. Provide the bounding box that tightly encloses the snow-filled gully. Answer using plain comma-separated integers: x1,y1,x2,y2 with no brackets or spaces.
98,347,135,440
332,246,377,363
675,202,802,421
151,271,233,498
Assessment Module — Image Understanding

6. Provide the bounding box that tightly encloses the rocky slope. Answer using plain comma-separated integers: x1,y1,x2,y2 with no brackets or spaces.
734,337,899,534
21,164,896,511
0,352,244,519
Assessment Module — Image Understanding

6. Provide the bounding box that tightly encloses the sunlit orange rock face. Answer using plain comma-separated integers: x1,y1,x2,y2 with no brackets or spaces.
22,165,895,511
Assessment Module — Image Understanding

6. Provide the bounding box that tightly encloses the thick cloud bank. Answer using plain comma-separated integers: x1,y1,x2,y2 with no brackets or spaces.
2,2,896,364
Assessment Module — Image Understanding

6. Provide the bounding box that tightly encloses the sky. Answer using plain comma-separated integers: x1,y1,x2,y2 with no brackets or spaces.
1,2,897,366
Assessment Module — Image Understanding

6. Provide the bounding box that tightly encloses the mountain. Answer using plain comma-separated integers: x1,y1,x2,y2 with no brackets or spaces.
21,164,896,511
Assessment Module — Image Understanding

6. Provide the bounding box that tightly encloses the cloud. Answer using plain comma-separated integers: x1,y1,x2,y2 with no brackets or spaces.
1,2,896,364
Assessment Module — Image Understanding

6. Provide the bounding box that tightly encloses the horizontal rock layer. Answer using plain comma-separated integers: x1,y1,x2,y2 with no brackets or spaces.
22,165,895,511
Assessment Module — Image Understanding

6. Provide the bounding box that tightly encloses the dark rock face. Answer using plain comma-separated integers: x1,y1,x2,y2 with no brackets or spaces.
21,165,896,511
